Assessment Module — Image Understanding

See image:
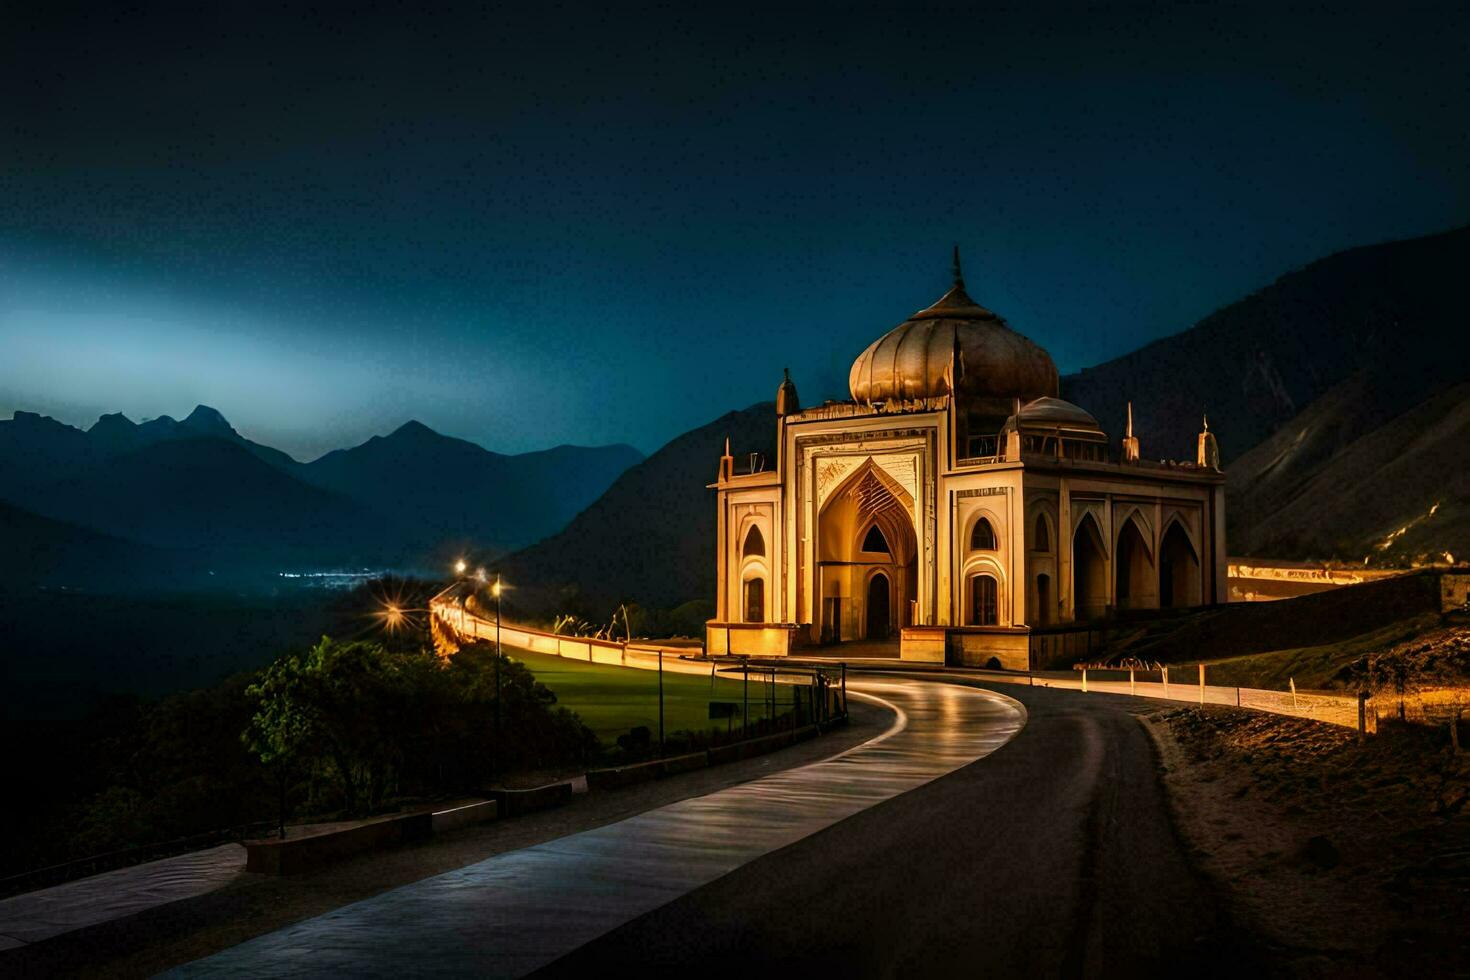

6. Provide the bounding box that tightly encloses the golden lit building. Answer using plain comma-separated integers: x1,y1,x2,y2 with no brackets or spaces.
707,251,1226,666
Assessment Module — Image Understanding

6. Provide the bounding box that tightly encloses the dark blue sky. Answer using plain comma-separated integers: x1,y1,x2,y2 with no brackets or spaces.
2,2,1467,458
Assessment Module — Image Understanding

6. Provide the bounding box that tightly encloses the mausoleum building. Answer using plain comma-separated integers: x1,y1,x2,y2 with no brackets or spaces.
707,251,1227,667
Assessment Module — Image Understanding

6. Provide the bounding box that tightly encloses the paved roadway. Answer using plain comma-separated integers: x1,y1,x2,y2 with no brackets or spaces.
167,607,1261,978
171,676,1027,977
541,678,1256,978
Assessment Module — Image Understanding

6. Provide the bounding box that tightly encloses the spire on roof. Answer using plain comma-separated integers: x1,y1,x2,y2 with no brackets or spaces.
952,244,965,288
1123,400,1141,462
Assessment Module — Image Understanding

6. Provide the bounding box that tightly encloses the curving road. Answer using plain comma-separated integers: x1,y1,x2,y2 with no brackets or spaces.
540,677,1255,977
172,675,1027,977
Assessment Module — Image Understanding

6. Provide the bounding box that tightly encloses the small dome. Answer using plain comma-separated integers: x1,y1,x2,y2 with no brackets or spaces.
1011,396,1100,430
849,251,1059,405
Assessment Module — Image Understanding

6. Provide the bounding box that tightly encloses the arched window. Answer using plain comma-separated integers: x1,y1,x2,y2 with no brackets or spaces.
744,577,764,622
861,524,890,554
1033,514,1050,552
743,525,765,558
970,517,997,551
970,574,998,625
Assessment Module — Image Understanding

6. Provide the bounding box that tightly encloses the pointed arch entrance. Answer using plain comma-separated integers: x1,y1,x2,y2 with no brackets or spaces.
1072,514,1107,621
816,460,917,643
1115,514,1157,610
1160,520,1202,608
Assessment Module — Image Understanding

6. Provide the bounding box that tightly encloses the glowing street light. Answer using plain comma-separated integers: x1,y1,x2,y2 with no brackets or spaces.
492,573,504,774
379,600,425,633
454,559,468,577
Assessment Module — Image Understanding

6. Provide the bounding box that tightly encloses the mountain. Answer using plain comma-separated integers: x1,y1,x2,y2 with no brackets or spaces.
35,437,371,560
302,422,643,561
0,500,175,589
492,403,776,618
0,407,642,587
1061,225,1470,563
1061,225,1470,465
1227,376,1470,563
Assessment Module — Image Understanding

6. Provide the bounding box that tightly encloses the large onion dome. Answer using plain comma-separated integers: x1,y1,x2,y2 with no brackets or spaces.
849,249,1059,405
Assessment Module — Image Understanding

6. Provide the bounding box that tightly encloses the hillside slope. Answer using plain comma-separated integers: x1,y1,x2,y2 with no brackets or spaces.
493,403,776,618
1228,377,1470,562
1061,225,1470,464
0,501,183,589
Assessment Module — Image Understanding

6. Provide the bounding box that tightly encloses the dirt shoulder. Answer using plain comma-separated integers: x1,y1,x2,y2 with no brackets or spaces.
5,703,890,979
1145,705,1468,977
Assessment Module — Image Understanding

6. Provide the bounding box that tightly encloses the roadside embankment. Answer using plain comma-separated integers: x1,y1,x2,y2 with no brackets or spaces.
1146,705,1468,976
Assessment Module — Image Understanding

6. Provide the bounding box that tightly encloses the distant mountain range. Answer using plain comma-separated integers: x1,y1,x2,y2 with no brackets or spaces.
7,226,1465,602
493,225,1470,620
0,407,641,589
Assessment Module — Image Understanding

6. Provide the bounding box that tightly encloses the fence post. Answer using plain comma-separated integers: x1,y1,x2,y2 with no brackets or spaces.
1081,668,1087,693
743,661,749,737
1198,663,1205,706
1129,668,1135,697
1289,676,1297,710
1162,666,1169,699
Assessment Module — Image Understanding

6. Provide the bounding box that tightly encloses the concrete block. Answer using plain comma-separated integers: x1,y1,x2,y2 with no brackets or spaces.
244,811,432,876
493,782,574,817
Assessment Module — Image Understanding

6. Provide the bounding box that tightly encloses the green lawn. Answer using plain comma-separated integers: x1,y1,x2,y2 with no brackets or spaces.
507,646,787,742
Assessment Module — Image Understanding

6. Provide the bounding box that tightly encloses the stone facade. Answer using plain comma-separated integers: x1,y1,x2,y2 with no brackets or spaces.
708,255,1227,666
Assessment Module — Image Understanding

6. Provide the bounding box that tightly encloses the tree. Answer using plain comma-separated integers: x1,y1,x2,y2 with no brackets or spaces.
245,636,598,817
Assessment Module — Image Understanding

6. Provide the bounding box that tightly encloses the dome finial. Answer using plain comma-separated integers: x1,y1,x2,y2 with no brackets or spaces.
952,244,965,288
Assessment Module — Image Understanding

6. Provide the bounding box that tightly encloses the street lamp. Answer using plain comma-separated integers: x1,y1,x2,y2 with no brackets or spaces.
454,558,468,577
378,601,429,634
492,574,503,766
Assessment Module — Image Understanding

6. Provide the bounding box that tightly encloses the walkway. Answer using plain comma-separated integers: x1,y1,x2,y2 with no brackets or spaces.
0,845,246,952
170,676,1026,977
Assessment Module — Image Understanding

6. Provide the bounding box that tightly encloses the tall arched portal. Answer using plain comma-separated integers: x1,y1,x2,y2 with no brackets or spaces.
816,462,917,644
1073,515,1107,621
1160,521,1202,608
1115,516,1157,610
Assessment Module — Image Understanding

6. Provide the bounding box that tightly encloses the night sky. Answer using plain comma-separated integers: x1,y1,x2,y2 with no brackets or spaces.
3,2,1467,459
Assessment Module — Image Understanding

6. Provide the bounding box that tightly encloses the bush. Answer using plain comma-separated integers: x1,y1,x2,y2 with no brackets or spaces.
245,637,597,815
